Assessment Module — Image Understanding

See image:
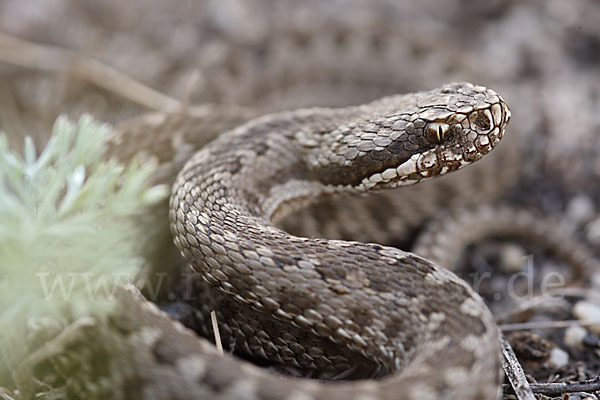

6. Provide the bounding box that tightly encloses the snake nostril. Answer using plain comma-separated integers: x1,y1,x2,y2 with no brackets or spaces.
471,110,492,132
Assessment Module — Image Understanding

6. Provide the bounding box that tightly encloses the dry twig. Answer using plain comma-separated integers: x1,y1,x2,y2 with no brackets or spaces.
210,311,224,356
503,378,600,397
501,335,536,400
0,32,184,113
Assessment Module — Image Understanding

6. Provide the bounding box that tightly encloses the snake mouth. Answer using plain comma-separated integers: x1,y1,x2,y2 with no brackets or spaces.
356,125,509,191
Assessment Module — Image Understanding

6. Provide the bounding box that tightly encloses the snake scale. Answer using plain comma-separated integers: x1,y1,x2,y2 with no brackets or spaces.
162,82,511,399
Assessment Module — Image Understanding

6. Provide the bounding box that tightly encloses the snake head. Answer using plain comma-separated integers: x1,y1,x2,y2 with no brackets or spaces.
311,82,511,191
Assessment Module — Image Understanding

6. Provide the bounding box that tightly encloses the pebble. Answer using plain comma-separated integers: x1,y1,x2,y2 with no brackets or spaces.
566,195,595,224
549,347,569,367
586,216,600,243
498,244,527,273
573,301,600,335
563,325,587,349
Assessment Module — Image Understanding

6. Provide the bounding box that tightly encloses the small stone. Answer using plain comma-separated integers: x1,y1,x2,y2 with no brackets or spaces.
498,244,527,273
549,347,569,367
573,301,600,335
564,325,587,349
586,216,600,243
566,195,595,224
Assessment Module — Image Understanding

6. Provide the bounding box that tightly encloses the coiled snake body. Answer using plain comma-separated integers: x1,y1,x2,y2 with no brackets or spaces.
168,82,511,399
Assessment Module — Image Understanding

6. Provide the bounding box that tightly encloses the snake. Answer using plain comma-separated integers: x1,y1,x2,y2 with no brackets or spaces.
164,82,511,399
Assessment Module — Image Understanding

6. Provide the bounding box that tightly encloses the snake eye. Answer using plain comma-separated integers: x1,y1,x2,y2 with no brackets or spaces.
424,122,449,144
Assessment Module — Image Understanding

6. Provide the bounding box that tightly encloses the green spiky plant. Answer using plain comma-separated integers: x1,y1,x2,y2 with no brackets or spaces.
0,116,168,399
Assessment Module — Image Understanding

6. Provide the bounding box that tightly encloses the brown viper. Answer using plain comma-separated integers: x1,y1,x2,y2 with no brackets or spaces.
166,82,509,399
